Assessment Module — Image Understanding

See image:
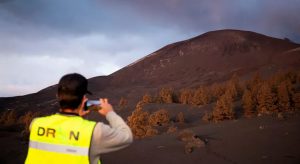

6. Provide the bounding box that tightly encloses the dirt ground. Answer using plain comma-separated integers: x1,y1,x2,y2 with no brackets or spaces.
1,109,299,164
102,113,300,164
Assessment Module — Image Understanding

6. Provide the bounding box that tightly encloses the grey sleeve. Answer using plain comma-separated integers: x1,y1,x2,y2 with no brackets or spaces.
90,111,133,156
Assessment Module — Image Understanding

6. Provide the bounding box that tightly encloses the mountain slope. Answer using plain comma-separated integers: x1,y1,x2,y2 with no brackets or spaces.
0,29,299,114
110,29,299,88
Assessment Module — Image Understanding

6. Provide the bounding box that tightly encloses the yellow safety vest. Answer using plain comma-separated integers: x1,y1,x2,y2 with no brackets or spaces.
25,113,98,164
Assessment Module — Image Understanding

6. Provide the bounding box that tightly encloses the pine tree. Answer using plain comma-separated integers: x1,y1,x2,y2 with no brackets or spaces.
210,83,225,101
257,82,277,114
127,101,152,139
0,110,17,126
158,87,174,103
247,72,263,94
212,92,235,122
191,86,210,106
292,92,300,110
297,71,300,84
285,78,294,96
225,81,238,100
177,112,185,123
142,93,152,103
277,81,291,112
229,73,243,96
191,87,202,106
251,72,263,85
179,89,193,104
148,109,170,126
286,71,298,84
242,89,256,117
118,97,128,109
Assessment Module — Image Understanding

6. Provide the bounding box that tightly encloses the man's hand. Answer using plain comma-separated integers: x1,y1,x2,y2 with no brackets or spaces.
98,98,113,116
79,96,90,116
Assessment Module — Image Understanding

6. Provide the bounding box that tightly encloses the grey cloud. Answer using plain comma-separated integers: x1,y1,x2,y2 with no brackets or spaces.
104,0,300,42
1,0,299,64
0,0,153,37
1,0,300,96
2,0,299,41
0,0,102,32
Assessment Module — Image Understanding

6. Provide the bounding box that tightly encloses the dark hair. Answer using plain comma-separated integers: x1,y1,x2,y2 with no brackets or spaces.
57,73,91,110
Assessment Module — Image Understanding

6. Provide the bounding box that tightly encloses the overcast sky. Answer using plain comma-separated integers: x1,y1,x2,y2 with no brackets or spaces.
0,0,300,97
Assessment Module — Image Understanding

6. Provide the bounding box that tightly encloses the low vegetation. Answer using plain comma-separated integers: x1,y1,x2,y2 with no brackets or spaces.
118,97,128,110
148,109,170,126
126,70,300,141
127,101,186,138
166,126,177,134
18,111,41,138
176,112,185,124
135,71,300,125
177,129,205,154
0,110,40,138
0,110,17,127
127,101,154,139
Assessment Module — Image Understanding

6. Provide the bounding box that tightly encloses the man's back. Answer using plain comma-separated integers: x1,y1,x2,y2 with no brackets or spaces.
26,114,96,163
26,112,132,164
25,73,133,164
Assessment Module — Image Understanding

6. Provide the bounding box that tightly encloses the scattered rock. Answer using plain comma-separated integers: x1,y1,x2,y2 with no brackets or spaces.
184,137,206,154
167,126,177,134
157,146,165,149
277,113,285,120
185,144,193,154
259,125,264,130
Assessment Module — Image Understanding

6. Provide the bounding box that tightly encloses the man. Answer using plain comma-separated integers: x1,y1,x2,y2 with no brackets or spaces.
25,73,133,164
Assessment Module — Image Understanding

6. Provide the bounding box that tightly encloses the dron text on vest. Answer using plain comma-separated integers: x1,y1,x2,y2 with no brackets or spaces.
37,127,80,141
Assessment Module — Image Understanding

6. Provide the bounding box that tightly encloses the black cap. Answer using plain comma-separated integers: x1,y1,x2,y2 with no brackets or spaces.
57,73,92,97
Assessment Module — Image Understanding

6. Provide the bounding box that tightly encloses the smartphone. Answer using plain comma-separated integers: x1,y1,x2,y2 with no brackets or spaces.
84,100,101,111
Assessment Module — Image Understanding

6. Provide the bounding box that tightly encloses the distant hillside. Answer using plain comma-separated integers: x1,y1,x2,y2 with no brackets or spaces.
0,29,299,114
111,29,299,88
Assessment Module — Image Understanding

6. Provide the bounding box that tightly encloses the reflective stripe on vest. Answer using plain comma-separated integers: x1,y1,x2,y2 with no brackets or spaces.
29,141,89,155
25,114,97,164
